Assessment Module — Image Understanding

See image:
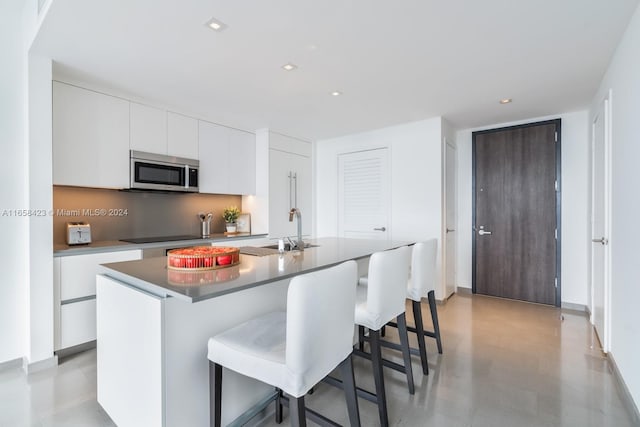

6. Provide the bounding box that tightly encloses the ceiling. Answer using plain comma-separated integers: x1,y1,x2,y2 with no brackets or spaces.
33,0,639,140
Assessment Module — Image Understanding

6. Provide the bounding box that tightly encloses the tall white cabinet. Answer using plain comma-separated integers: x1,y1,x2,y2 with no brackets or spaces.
53,81,130,188
268,133,312,238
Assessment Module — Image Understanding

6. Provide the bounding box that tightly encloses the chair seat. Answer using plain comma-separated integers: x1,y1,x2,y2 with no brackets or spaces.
208,311,298,394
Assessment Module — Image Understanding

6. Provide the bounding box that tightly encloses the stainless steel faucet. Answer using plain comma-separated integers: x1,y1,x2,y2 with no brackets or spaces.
288,208,304,251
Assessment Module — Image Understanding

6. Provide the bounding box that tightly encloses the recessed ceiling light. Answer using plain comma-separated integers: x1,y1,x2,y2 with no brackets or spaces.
331,91,342,96
205,17,227,32
282,63,297,71
499,98,512,104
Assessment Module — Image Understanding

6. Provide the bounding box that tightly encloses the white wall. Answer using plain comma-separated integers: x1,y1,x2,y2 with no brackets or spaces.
0,0,29,364
26,54,54,366
455,111,590,307
316,118,446,298
591,2,640,412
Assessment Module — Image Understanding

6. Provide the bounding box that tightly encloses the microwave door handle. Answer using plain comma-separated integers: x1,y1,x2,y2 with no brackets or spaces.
185,165,189,189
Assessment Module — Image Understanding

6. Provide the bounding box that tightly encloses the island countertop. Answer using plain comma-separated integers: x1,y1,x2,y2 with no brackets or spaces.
99,237,411,303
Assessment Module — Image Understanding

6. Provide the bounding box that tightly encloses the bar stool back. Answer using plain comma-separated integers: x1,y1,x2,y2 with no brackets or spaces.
208,261,360,427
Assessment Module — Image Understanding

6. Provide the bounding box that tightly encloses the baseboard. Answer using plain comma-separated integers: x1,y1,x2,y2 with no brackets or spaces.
0,357,24,373
22,355,58,374
455,286,472,295
608,352,640,425
560,302,590,316
55,340,96,360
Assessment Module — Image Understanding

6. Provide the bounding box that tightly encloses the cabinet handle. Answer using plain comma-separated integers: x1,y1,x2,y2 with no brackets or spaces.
293,172,298,208
288,171,292,210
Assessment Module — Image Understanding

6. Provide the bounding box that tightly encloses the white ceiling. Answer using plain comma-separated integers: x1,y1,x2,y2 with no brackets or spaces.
33,0,639,140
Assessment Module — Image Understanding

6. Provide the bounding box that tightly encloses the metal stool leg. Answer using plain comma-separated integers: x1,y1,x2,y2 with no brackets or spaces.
396,313,415,394
358,325,365,352
369,329,389,427
338,354,361,427
427,290,443,354
289,395,307,427
412,300,429,375
209,361,222,427
275,389,283,423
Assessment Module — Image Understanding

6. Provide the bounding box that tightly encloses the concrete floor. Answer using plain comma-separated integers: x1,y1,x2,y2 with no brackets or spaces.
0,293,635,426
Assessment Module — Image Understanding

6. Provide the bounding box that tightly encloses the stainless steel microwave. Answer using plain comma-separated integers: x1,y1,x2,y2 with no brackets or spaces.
130,150,199,192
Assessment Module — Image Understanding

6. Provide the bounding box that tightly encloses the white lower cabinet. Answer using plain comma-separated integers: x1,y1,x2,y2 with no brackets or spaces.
54,249,142,351
60,299,97,350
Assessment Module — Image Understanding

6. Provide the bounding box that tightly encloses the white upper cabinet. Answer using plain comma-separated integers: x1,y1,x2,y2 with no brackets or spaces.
130,102,167,154
53,81,130,189
167,112,198,159
199,120,256,195
268,133,312,238
227,128,256,195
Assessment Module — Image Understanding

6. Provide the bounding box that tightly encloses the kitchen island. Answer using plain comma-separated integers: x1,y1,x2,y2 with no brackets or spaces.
96,237,411,427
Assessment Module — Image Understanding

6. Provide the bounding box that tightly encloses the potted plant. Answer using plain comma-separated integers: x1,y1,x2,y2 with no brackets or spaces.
222,206,240,233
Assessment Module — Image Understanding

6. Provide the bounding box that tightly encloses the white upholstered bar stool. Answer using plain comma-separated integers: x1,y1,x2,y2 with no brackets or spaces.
354,245,413,427
207,261,360,427
380,239,441,375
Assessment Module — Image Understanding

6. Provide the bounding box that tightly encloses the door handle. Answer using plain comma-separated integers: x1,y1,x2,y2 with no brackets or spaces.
478,229,492,235
374,227,386,232
446,228,456,233
592,237,608,245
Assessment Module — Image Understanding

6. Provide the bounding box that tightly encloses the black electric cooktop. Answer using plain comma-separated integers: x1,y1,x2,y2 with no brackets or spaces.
120,235,203,244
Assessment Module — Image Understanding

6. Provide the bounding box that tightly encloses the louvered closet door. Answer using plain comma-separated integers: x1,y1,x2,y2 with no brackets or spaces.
338,148,390,240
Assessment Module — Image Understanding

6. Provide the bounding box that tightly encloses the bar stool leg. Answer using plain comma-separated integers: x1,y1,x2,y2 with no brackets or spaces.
209,361,222,427
396,313,415,394
338,354,361,427
427,290,443,354
275,389,283,424
412,300,429,375
289,395,307,427
358,325,365,352
369,329,389,427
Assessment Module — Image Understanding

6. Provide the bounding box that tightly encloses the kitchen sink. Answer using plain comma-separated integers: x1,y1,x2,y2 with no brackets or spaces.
261,243,320,251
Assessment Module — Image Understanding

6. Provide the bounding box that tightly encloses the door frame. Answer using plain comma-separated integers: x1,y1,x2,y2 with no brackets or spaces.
471,119,562,307
590,90,612,352
444,140,458,298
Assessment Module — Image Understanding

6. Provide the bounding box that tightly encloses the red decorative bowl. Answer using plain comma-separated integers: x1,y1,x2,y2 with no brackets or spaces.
167,246,240,271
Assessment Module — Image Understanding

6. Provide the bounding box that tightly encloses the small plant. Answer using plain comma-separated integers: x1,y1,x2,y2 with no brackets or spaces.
222,206,240,223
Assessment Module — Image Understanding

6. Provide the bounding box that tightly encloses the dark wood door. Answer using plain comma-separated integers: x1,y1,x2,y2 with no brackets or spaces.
473,121,560,306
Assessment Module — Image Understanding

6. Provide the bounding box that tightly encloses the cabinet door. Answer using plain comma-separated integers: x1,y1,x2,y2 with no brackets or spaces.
227,129,256,195
199,121,256,194
292,154,312,236
269,149,312,238
60,299,97,349
168,112,199,159
53,82,130,188
130,102,167,154
269,150,296,237
198,120,229,194
59,250,142,301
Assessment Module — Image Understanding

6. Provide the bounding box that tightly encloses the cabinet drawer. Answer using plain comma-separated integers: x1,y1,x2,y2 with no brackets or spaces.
59,250,141,301
60,299,96,349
